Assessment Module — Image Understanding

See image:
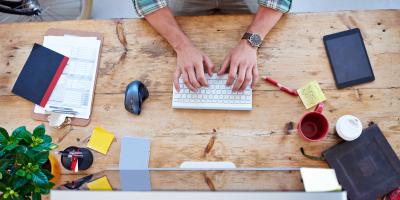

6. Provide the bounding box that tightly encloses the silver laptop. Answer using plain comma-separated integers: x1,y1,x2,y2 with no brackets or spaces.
52,169,347,200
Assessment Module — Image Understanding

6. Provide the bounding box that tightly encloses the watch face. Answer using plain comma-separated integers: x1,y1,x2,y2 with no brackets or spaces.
249,34,262,47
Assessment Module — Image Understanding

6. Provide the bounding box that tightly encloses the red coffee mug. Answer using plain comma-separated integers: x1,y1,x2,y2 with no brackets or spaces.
297,103,329,142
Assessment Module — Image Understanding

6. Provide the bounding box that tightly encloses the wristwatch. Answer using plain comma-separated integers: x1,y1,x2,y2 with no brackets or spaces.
242,32,262,48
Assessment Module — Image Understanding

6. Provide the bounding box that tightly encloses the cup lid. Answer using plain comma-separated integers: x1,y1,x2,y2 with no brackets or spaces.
336,115,363,141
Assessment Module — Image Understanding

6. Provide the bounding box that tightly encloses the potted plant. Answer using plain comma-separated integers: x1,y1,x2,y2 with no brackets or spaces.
0,124,60,200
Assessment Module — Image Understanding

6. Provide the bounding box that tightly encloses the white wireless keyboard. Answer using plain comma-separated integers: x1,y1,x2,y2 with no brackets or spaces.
172,74,252,110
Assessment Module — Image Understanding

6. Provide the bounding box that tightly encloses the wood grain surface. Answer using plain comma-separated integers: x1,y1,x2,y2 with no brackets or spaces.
0,10,399,192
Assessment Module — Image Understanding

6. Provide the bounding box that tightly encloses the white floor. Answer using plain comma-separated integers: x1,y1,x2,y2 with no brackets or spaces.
92,0,400,19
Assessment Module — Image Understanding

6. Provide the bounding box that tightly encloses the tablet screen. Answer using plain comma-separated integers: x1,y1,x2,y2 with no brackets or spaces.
324,29,374,88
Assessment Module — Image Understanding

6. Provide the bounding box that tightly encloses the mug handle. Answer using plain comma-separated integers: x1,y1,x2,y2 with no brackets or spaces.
314,103,324,113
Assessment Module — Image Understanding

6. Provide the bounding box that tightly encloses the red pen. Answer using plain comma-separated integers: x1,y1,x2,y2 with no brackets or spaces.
263,76,298,96
71,156,78,172
70,149,80,172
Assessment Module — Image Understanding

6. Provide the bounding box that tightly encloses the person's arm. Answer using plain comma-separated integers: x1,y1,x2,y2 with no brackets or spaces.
144,7,214,92
218,0,292,92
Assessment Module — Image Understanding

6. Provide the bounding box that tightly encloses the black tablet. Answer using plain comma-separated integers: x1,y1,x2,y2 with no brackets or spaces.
323,28,375,89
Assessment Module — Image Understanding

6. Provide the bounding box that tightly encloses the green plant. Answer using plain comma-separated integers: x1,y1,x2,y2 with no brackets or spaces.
0,124,58,200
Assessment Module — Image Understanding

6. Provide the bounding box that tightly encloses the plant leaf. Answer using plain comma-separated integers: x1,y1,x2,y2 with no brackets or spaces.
32,192,41,200
34,152,49,165
21,131,33,144
18,186,32,199
49,143,58,150
31,145,45,152
32,171,48,186
41,135,52,144
16,153,29,165
13,177,28,189
32,143,57,152
16,169,26,177
45,182,55,190
26,173,32,180
14,129,32,144
5,143,17,151
41,169,54,180
15,145,28,154
0,127,9,143
0,159,10,170
33,124,45,137
40,187,50,194
12,126,26,138
26,148,40,158
0,181,6,190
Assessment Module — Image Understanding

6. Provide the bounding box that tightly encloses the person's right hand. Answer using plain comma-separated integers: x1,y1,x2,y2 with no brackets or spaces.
174,43,214,92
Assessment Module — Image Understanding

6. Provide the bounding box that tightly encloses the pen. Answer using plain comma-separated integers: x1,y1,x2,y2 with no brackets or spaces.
263,76,298,96
55,151,83,158
49,106,74,111
71,156,78,172
49,106,78,114
50,109,79,115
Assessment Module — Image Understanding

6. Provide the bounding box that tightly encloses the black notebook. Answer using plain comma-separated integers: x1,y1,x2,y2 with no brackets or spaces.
323,124,400,200
12,43,69,107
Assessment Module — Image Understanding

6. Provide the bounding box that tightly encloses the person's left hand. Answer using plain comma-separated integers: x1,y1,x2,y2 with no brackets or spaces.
218,40,259,92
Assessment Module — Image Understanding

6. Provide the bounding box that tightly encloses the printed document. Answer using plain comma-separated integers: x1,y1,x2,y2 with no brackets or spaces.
34,35,101,119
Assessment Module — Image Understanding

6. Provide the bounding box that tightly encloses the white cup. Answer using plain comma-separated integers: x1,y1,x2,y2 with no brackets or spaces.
335,115,363,141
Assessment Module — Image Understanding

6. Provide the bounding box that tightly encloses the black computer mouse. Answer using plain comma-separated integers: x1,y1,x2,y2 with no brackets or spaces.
124,81,149,115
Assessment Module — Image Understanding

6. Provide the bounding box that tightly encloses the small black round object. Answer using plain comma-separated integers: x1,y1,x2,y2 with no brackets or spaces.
124,80,149,115
61,146,93,171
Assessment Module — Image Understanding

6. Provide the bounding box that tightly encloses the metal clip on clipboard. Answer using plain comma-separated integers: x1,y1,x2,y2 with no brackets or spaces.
47,112,74,128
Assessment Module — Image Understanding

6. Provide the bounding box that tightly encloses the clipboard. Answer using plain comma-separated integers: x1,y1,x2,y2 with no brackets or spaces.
31,28,103,127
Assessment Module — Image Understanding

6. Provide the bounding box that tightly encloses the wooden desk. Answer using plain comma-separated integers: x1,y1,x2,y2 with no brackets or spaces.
0,10,399,190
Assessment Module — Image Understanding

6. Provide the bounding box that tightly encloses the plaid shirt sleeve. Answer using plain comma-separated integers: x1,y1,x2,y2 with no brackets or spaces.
259,0,292,13
133,0,292,17
132,0,168,17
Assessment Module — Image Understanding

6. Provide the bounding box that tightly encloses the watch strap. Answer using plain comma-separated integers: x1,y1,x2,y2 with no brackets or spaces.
242,32,252,40
242,32,262,48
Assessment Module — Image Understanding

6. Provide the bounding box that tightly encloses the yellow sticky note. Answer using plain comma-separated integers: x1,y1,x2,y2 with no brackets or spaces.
87,176,112,191
87,127,115,154
297,81,327,109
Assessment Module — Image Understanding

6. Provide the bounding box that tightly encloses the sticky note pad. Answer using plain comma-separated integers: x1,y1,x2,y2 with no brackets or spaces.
87,127,115,154
87,176,112,191
300,168,342,192
297,81,327,109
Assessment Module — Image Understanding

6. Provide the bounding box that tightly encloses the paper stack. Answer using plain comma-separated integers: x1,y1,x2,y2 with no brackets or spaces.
34,34,101,120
